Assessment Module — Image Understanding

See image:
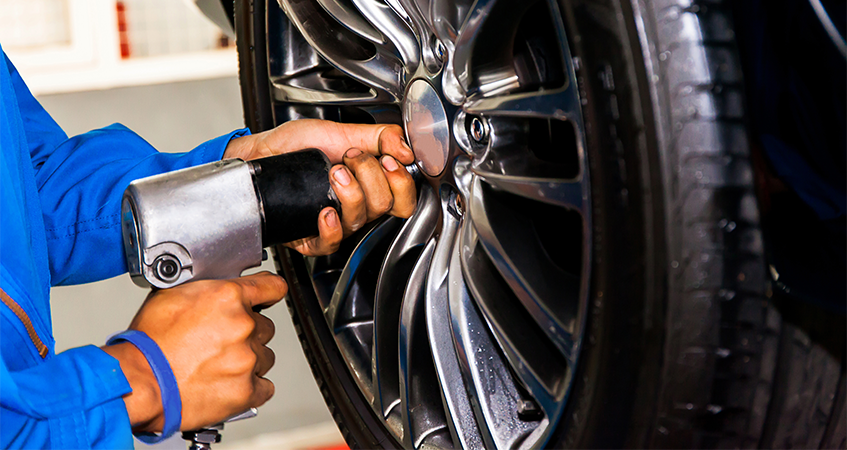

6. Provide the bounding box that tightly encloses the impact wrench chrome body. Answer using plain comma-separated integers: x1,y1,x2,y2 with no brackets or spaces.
122,149,340,289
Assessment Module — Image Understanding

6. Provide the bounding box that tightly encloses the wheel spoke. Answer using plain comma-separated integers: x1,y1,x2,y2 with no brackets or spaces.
315,0,384,44
399,239,453,449
452,0,496,91
428,0,473,45
395,0,430,40
425,190,484,450
464,85,581,121
318,218,401,405
454,0,578,105
384,0,412,24
325,218,402,326
350,0,420,69
272,80,381,104
451,0,538,95
467,177,579,361
472,169,587,212
459,223,566,416
447,228,544,449
460,0,582,120
278,0,406,100
372,185,439,419
270,17,385,105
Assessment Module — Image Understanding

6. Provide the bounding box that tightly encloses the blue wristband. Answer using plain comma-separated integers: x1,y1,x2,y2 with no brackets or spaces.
107,330,182,443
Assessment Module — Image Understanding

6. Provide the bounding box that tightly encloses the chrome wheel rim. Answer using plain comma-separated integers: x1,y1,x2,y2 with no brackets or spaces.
269,0,591,446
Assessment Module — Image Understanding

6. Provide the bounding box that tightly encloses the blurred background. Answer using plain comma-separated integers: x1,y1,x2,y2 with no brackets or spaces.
1,1,344,449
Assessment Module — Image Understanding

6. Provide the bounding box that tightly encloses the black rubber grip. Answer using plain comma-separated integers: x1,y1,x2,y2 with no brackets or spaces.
249,149,340,246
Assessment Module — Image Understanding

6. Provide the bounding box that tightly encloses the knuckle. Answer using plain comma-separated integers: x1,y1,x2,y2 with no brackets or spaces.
340,183,365,204
265,347,276,369
370,195,394,216
363,154,382,170
235,347,258,373
217,282,242,303
396,171,415,188
230,314,255,340
244,317,257,336
253,380,275,406
264,381,276,401
327,239,341,254
269,275,287,295
345,152,367,168
399,194,418,218
260,315,276,340
396,204,415,218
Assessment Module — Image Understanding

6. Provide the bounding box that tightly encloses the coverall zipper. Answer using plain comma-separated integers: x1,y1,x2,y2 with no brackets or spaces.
0,288,48,358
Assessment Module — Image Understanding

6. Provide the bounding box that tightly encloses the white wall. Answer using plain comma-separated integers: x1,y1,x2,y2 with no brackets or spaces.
38,76,337,446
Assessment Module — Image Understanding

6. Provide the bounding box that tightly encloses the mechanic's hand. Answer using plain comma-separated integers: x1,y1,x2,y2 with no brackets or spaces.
102,272,285,432
223,119,417,256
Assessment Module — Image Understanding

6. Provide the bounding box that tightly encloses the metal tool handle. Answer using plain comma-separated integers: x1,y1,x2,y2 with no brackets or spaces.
182,408,258,449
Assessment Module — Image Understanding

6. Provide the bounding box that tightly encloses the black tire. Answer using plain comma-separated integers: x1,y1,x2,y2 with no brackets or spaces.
234,0,846,447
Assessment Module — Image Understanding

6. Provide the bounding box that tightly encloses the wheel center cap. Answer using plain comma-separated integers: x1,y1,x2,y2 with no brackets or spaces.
403,80,450,177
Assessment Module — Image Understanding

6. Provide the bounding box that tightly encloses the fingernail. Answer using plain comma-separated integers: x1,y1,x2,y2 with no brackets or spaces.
345,148,362,158
401,141,413,156
381,155,399,171
333,167,351,186
325,209,338,228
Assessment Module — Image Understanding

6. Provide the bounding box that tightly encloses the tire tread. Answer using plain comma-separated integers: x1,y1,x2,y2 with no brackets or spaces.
641,0,778,447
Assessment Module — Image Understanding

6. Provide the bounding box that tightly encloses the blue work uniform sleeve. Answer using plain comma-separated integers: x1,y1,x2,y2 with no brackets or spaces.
0,346,134,449
6,53,251,286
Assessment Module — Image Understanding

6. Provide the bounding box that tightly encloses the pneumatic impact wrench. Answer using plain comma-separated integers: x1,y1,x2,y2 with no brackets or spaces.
120,149,341,449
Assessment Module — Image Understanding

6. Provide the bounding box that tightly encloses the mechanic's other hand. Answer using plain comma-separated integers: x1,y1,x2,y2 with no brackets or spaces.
224,119,417,256
285,147,417,256
102,272,285,432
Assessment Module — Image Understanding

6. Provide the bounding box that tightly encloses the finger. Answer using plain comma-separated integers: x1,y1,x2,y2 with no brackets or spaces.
233,272,288,308
250,376,275,407
252,313,275,345
248,120,414,164
375,124,415,165
330,165,367,234
252,344,276,377
380,155,417,218
282,209,337,256
343,149,394,221
334,123,413,164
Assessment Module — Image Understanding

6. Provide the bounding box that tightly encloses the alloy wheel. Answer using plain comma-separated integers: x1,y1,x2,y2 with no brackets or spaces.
268,0,591,447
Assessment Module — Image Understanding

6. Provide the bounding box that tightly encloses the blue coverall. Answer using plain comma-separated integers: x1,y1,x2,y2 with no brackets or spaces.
0,47,249,448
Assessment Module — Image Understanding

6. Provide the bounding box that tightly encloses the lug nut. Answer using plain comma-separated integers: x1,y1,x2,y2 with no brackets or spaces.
469,117,489,144
517,399,543,420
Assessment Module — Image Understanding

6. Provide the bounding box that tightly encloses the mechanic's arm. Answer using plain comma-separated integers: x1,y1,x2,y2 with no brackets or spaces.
5,51,248,286
0,272,284,448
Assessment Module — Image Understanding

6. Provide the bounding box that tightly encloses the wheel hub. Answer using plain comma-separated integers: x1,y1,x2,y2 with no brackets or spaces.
403,79,451,177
